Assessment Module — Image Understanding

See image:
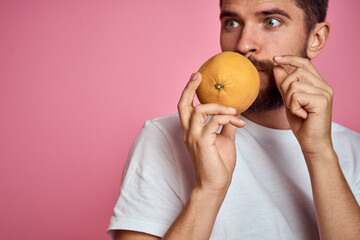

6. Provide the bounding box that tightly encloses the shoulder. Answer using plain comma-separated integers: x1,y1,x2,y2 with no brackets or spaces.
145,113,182,136
122,113,185,191
139,114,183,148
332,122,360,148
130,113,182,152
331,122,360,195
109,114,187,238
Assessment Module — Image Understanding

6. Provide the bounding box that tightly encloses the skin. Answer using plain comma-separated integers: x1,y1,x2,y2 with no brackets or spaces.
116,0,360,239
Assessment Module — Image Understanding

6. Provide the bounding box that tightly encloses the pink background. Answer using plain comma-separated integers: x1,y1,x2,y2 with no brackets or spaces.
0,1,359,239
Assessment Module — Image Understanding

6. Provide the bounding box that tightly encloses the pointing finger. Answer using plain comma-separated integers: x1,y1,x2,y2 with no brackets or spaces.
273,55,322,79
203,115,245,137
177,72,202,135
220,114,244,140
273,64,288,100
279,68,320,95
189,103,239,136
285,81,330,110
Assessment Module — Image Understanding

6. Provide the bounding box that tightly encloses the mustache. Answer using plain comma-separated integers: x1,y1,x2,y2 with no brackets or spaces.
247,55,274,75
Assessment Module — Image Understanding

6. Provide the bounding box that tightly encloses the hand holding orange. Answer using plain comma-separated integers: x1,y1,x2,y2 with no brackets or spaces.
196,51,260,113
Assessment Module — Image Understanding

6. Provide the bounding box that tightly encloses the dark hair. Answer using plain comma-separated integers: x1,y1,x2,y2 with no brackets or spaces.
219,0,328,33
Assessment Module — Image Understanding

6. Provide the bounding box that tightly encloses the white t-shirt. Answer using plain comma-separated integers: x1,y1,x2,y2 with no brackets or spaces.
107,114,360,239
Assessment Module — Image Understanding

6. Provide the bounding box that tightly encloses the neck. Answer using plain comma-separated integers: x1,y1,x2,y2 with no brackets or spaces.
242,107,290,130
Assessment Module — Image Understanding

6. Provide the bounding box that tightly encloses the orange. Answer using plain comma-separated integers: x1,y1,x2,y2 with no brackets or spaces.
196,51,260,113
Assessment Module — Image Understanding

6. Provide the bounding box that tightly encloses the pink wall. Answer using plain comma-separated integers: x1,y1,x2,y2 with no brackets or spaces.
0,1,359,239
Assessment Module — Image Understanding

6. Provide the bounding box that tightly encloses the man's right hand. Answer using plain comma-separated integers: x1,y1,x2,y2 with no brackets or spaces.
177,72,245,195
116,72,246,240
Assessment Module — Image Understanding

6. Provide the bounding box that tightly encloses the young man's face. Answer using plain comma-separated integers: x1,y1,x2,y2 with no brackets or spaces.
220,0,309,112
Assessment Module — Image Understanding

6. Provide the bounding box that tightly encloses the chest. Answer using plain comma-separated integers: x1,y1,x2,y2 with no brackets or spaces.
211,141,319,239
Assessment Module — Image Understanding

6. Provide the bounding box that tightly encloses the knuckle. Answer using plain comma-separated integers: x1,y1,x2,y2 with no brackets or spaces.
182,132,188,143
318,95,329,106
302,58,311,66
177,102,182,111
293,68,301,74
293,68,304,78
193,105,204,118
194,105,207,119
211,115,223,123
328,86,334,97
290,106,297,115
211,115,219,121
289,93,298,106
177,100,186,110
285,94,292,108
194,104,202,113
186,134,195,146
289,80,299,91
290,92,301,107
280,82,287,93
324,91,332,101
187,135,202,150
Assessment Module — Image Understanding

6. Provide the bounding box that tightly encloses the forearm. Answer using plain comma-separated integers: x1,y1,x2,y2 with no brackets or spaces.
162,187,226,240
305,150,360,240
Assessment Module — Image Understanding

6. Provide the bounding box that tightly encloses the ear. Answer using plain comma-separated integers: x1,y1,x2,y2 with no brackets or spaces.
306,22,330,59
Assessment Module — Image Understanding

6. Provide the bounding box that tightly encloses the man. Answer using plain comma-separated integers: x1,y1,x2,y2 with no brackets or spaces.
108,0,360,239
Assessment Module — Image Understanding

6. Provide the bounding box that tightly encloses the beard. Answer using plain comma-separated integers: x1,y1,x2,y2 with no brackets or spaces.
245,55,283,113
245,46,308,113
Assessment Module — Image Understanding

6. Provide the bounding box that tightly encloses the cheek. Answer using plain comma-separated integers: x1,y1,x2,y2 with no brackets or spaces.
220,32,238,51
277,32,308,56
262,37,283,57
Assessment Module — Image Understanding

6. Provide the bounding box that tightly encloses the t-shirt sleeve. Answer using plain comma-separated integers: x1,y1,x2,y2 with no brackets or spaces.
355,193,360,206
355,176,360,206
107,120,183,239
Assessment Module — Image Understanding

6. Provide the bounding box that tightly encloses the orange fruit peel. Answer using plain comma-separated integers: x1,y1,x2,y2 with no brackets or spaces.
196,51,260,113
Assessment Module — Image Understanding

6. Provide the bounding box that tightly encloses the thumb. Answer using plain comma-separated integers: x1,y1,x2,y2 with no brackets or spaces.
273,64,288,99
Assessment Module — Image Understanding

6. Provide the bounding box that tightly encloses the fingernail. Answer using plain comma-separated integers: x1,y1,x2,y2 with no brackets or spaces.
274,56,283,60
237,118,246,125
228,107,237,112
191,72,198,81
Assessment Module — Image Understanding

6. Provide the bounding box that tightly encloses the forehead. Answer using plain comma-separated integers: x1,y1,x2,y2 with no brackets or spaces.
222,0,294,7
221,0,303,18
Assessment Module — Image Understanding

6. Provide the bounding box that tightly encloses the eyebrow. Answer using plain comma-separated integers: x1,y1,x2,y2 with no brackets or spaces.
219,8,292,20
256,8,292,19
219,10,239,20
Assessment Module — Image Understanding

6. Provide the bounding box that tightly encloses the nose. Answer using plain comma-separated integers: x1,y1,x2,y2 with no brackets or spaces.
235,24,259,57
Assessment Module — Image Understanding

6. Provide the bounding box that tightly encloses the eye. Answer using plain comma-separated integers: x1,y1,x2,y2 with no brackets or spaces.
225,19,240,30
265,18,281,28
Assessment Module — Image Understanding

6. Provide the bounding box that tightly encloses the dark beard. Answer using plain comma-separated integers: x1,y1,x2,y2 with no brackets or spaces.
245,55,283,113
246,77,284,113
245,48,308,113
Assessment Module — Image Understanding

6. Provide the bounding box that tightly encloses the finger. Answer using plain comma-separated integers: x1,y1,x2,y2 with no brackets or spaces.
203,115,245,137
273,55,322,79
288,67,331,90
189,103,238,136
278,67,334,104
177,72,202,134
279,68,319,94
288,92,309,119
285,81,331,111
288,92,331,119
273,55,333,94
220,115,245,140
273,64,289,100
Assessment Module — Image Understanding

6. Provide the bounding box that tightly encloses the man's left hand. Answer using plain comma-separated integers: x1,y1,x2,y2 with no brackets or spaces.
273,55,334,159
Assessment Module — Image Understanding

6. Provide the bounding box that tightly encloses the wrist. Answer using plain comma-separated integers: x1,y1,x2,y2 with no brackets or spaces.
191,186,228,207
302,141,336,163
304,147,339,171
